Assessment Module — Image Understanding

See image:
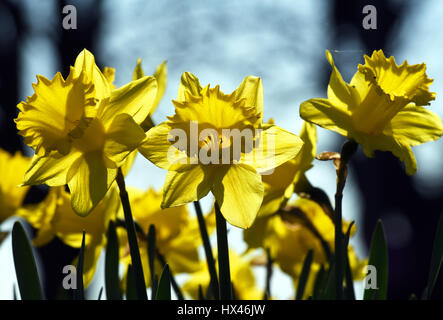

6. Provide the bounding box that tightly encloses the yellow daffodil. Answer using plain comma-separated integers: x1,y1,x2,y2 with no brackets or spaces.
16,187,120,286
15,49,158,216
300,50,443,175
122,59,168,175
244,198,366,298
139,72,304,228
183,249,263,300
259,120,317,216
0,149,31,223
118,187,209,288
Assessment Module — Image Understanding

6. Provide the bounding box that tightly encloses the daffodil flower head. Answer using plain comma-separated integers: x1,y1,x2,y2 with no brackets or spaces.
300,50,443,175
244,197,366,294
259,120,317,217
118,187,206,288
0,149,31,222
15,49,158,216
139,72,304,228
16,186,120,286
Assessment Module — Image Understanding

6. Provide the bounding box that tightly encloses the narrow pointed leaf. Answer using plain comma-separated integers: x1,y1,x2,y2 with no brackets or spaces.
126,265,137,300
98,287,104,300
198,285,205,300
312,265,326,300
147,224,157,299
74,230,86,300
321,262,336,300
296,250,313,300
363,220,388,300
215,202,232,300
155,264,171,300
194,201,219,299
12,221,43,300
343,222,356,300
424,212,443,299
105,221,122,300
116,168,147,300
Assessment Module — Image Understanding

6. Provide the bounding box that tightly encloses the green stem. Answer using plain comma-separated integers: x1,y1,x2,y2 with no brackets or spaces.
116,168,147,300
193,201,220,299
334,140,358,300
214,202,232,300
263,248,273,300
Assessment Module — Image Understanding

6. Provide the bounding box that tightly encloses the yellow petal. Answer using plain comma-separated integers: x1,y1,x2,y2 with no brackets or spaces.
296,121,317,172
358,49,435,106
250,124,304,174
300,98,352,137
133,58,145,80
138,122,189,170
235,76,263,117
23,150,82,186
98,76,158,128
15,71,90,155
177,72,203,101
356,132,417,175
102,67,116,90
67,152,116,216
0,150,31,220
73,49,111,99
120,150,138,176
152,61,167,112
103,113,146,166
212,164,264,229
162,165,212,208
325,50,359,110
387,104,443,146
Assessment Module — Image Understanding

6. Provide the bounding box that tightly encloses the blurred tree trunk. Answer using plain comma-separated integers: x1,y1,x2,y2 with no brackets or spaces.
0,0,25,154
332,0,443,299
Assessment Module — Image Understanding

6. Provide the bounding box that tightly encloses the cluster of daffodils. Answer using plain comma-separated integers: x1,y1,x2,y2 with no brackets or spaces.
1,48,441,300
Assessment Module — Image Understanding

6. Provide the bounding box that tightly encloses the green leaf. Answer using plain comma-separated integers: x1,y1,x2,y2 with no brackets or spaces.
296,250,313,300
155,264,171,300
343,222,356,300
363,219,388,300
126,265,137,300
74,230,86,300
215,202,232,300
320,261,336,300
105,221,122,300
194,201,219,300
98,287,104,300
12,221,43,300
147,224,157,299
312,265,326,300
198,285,205,300
116,168,147,300
424,212,443,299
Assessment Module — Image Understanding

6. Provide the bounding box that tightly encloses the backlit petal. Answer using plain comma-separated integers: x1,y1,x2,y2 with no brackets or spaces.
162,165,213,208
212,164,264,229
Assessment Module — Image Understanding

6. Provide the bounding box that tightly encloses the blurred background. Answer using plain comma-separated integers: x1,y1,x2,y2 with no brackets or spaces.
0,0,443,299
